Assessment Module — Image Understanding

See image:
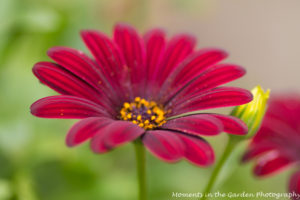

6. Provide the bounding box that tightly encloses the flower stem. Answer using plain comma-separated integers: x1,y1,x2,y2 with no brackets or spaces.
200,136,240,200
134,139,147,200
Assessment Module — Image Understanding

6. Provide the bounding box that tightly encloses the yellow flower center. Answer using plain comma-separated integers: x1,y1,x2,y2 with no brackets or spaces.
119,97,166,130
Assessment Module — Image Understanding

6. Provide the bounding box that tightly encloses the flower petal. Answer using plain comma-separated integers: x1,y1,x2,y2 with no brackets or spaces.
162,114,223,136
91,121,144,153
242,144,277,162
143,29,166,97
267,95,300,131
170,49,228,87
81,30,132,102
245,124,300,161
250,125,279,144
33,62,115,114
159,49,228,103
210,114,248,135
262,115,300,145
33,62,97,99
165,64,246,105
47,46,123,104
66,117,113,147
156,34,196,86
47,47,104,89
142,130,184,162
80,30,125,79
254,151,292,176
144,29,166,82
177,133,215,166
80,30,129,99
251,118,300,154
169,87,253,115
31,95,108,119
113,23,146,97
289,170,300,199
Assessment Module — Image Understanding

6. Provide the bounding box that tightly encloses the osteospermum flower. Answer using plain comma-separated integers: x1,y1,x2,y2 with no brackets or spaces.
243,94,300,198
31,23,252,166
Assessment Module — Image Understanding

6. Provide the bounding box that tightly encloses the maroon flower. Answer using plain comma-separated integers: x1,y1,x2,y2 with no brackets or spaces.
31,23,252,166
243,94,300,198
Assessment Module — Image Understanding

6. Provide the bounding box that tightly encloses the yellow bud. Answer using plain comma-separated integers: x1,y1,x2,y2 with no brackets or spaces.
231,85,270,138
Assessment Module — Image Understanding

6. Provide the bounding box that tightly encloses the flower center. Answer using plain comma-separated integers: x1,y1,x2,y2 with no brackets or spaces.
119,97,166,130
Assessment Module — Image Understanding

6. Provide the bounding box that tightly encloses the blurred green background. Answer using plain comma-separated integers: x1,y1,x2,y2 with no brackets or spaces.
0,0,299,199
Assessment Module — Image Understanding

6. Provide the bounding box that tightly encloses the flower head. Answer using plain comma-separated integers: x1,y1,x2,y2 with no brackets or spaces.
242,94,300,198
231,85,270,138
31,23,252,166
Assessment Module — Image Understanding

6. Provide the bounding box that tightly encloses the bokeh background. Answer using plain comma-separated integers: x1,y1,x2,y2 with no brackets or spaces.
0,0,299,199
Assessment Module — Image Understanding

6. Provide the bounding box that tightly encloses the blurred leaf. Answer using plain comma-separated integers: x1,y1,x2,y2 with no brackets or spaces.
0,0,16,32
0,152,14,180
32,159,98,200
14,170,38,200
0,179,12,200
0,120,33,158
19,7,62,33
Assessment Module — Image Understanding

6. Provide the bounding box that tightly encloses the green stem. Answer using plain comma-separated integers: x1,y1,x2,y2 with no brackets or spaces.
134,139,147,200
200,136,240,200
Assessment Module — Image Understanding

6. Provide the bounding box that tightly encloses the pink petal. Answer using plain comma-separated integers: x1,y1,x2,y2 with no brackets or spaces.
143,29,166,97
177,134,215,166
47,47,105,89
166,64,246,105
247,124,300,160
91,121,144,153
144,29,166,82
267,95,300,131
156,34,196,86
210,114,248,135
254,151,292,176
170,87,253,115
80,30,128,95
162,114,223,136
159,49,228,102
113,23,146,96
31,95,108,119
252,118,300,153
47,46,124,105
262,115,300,145
33,62,115,114
242,144,277,162
66,117,113,147
33,62,96,98
142,130,184,162
289,170,300,199
172,49,228,87
48,47,126,105
250,125,278,144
